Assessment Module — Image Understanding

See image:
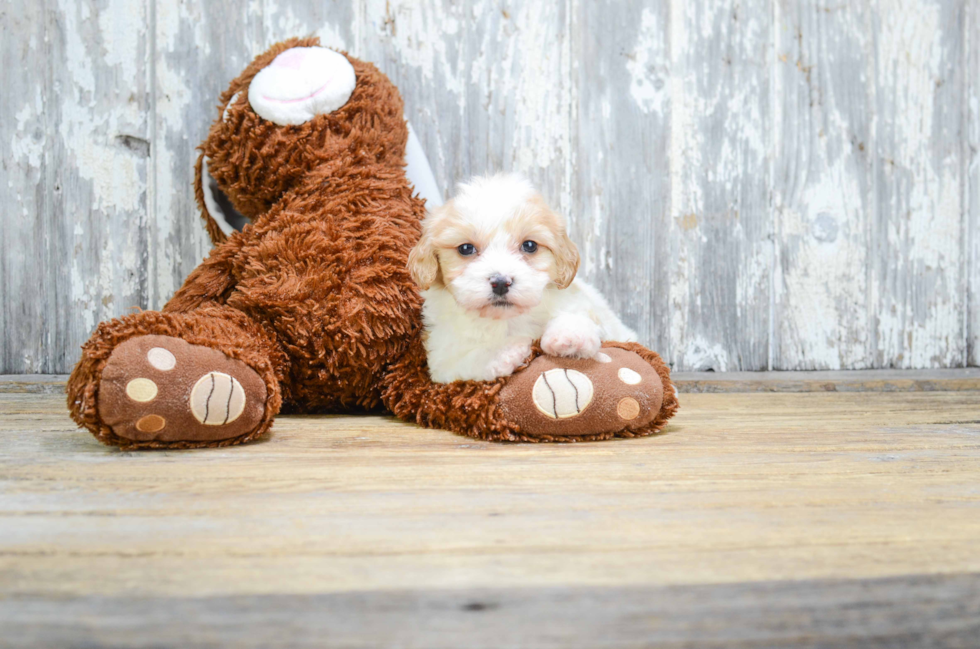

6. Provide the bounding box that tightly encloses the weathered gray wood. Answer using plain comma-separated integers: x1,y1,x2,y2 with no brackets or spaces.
672,367,980,394
872,0,967,368
2,0,152,373
968,2,980,367
147,0,263,311
666,0,773,371
4,574,980,649
2,0,979,373
358,0,573,212
8,368,980,395
772,0,875,370
258,0,356,51
0,1,47,373
0,375,69,395
569,1,671,358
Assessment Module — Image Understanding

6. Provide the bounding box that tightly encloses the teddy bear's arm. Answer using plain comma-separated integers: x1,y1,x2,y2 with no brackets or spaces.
164,242,241,313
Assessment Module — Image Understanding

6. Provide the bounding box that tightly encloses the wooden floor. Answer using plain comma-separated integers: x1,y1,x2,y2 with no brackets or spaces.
1,381,979,647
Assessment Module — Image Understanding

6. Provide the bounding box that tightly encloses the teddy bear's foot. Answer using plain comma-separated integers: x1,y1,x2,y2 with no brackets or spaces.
95,335,269,444
497,345,675,440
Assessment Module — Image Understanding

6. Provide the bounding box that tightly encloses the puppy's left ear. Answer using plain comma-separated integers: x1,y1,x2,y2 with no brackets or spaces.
552,229,580,289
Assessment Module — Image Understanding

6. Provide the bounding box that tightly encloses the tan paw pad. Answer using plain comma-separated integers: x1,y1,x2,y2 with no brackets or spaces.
532,368,594,419
190,372,247,425
125,378,158,402
135,415,166,433
617,397,640,420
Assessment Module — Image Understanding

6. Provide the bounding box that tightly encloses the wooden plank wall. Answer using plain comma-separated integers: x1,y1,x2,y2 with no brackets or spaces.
1,0,976,373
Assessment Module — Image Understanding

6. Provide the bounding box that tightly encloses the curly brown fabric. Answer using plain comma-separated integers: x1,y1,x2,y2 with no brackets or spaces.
66,38,678,449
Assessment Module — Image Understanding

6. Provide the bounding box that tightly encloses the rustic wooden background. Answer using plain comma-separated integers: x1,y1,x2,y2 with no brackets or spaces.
2,0,978,374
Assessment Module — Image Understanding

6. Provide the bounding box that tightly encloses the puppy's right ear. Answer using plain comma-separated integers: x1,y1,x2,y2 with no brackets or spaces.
408,232,440,290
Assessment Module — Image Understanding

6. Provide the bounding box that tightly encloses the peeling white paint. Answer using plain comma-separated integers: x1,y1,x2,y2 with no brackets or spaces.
874,0,964,367
262,0,350,52
671,0,771,369
770,0,878,371
969,4,980,367
53,0,148,350
627,8,668,115
776,160,871,369
2,0,977,372
681,336,731,372
507,2,571,175
10,94,45,168
367,0,462,94
98,0,143,82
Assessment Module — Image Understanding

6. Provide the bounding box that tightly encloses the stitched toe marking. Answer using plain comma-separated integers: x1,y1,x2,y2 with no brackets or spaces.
135,415,166,433
618,367,642,385
532,369,594,419
190,372,247,425
617,397,640,420
125,378,158,402
147,347,177,371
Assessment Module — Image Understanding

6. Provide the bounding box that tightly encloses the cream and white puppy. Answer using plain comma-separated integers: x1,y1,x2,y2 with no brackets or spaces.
408,173,636,383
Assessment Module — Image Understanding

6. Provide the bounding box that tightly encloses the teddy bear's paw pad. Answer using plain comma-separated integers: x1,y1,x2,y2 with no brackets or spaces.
97,335,267,442
499,348,664,438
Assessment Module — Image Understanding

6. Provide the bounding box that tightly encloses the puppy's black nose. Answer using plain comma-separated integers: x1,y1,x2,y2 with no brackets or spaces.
489,274,512,296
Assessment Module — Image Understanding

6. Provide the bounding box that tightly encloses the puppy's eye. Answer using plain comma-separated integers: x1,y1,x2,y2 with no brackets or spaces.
457,243,477,256
521,240,538,254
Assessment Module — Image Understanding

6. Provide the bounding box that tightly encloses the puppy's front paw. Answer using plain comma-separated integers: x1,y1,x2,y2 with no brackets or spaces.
486,340,533,380
541,320,602,359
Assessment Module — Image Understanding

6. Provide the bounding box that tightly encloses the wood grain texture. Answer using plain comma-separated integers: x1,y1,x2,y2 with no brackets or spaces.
772,0,875,370
873,0,966,368
4,575,980,648
148,0,261,311
2,0,978,373
0,1,47,373
358,0,574,212
2,0,152,373
569,0,671,357
673,367,980,393
667,0,772,371
2,391,980,645
968,1,979,367
7,367,980,394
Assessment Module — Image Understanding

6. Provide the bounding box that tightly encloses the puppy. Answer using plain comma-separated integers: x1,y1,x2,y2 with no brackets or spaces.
408,173,637,383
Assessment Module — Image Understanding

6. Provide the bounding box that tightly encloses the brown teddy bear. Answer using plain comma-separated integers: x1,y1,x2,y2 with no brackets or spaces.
67,37,678,449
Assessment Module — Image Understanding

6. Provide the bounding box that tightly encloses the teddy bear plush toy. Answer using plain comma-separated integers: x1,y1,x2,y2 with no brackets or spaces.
67,37,678,449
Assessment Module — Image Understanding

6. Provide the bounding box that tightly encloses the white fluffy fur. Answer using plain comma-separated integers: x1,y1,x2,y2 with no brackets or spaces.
411,174,637,383
248,47,356,126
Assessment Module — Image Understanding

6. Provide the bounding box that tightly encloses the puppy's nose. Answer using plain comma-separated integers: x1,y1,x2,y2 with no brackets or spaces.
489,274,512,296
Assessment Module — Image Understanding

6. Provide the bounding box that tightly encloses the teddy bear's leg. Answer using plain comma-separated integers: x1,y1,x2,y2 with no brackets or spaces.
68,306,284,449
382,337,678,443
